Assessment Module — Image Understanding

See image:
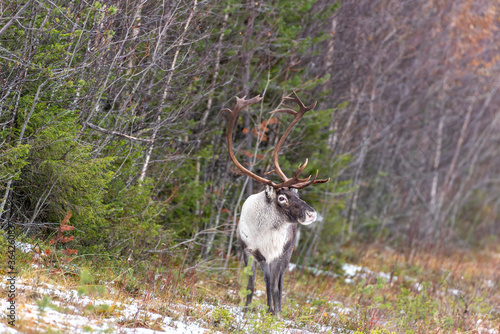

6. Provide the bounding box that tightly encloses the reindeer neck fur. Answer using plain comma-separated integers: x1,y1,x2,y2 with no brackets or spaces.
238,189,297,263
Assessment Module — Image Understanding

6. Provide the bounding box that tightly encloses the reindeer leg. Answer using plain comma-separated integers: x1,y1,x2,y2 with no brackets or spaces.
269,260,283,315
260,261,273,314
278,263,286,313
276,225,296,314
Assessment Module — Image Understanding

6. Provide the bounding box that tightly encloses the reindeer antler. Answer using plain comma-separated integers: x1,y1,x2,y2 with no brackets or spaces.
222,95,275,187
223,92,329,189
269,91,330,189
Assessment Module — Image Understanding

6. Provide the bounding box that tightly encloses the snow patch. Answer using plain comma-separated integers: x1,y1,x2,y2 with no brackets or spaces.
0,277,207,333
0,322,19,333
289,262,397,284
14,242,34,253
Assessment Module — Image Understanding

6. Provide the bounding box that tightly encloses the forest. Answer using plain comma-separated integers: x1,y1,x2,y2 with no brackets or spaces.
1,0,499,333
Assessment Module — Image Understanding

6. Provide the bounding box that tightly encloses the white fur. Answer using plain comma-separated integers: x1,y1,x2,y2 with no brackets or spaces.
238,191,292,262
300,210,316,225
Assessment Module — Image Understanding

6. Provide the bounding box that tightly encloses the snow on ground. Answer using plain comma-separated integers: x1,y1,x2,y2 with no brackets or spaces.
0,276,347,334
2,248,496,333
0,242,452,333
289,261,395,284
0,322,18,334
0,277,207,333
14,242,34,254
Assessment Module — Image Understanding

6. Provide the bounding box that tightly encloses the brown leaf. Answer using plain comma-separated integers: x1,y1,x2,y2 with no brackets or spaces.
61,212,72,226
60,224,75,232
266,117,279,125
242,150,253,158
258,124,270,132
60,236,75,243
62,249,78,255
252,128,268,141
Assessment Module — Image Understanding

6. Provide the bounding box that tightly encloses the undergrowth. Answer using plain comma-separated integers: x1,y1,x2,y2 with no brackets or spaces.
1,235,499,333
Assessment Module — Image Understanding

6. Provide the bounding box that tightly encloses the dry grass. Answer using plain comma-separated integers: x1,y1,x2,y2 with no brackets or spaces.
195,243,500,333
1,238,500,333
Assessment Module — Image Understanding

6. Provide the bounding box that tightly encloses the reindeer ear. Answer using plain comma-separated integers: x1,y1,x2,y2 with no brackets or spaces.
264,185,275,201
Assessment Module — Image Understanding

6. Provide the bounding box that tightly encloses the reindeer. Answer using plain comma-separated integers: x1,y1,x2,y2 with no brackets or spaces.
222,92,329,315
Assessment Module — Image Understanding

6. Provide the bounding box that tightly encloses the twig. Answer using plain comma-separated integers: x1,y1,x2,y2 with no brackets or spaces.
85,122,153,142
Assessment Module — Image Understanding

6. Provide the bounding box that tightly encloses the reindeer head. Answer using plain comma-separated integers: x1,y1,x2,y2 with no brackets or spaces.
264,185,317,225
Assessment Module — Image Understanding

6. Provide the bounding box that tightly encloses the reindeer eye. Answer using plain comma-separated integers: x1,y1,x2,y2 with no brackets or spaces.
278,195,287,203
